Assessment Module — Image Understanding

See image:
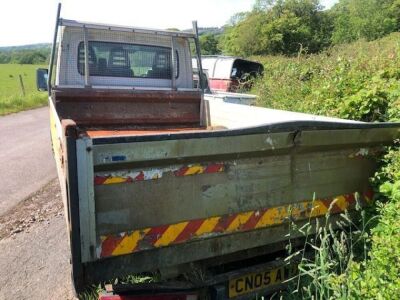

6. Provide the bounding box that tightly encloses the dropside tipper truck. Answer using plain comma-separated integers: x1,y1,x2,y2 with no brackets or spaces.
45,12,400,300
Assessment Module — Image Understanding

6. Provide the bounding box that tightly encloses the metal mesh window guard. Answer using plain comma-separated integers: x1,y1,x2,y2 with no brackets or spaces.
77,41,179,79
57,25,192,89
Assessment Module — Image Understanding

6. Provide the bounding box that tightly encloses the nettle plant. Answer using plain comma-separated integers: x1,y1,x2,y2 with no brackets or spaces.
339,73,400,122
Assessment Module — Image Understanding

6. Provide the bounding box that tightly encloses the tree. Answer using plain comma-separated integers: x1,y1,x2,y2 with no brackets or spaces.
0,48,50,65
331,0,398,44
220,0,332,56
199,34,221,55
390,0,400,30
227,12,248,26
253,0,276,11
220,12,267,56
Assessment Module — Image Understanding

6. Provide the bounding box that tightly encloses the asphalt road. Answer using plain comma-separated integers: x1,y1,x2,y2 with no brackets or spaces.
0,107,56,216
0,179,75,299
0,107,74,299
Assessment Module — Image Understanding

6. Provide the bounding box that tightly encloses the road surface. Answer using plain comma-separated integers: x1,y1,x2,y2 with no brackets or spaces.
0,107,74,299
0,107,56,215
0,180,75,299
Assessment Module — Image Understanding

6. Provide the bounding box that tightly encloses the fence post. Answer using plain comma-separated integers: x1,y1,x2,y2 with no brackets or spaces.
19,74,26,97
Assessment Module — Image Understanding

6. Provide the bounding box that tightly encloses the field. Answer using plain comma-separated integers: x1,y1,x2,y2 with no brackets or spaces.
0,64,48,115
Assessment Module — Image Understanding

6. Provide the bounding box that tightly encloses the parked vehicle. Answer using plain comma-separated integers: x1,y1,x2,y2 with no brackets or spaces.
38,5,400,299
195,56,264,92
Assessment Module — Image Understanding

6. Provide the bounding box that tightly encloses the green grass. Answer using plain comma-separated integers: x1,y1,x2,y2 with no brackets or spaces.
251,32,400,299
252,32,400,121
0,64,48,115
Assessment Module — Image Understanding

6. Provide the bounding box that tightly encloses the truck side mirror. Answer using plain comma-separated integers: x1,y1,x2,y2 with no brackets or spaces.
36,68,49,91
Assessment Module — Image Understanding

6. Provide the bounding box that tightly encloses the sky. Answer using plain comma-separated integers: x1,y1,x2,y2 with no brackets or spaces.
0,0,338,47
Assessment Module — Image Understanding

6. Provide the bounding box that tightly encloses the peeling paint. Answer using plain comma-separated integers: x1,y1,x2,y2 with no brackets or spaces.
356,148,369,156
349,148,369,158
94,162,226,185
265,136,275,149
98,190,372,259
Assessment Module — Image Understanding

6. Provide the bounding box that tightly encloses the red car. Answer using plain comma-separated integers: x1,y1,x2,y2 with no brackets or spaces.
194,56,264,92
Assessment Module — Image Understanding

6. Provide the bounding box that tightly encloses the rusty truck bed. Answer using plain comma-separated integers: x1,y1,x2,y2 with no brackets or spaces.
81,126,210,138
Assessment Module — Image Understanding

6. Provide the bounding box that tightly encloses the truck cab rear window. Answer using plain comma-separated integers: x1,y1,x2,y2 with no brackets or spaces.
77,41,178,79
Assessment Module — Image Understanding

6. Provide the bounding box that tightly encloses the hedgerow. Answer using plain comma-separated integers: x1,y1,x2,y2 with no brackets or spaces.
253,33,400,299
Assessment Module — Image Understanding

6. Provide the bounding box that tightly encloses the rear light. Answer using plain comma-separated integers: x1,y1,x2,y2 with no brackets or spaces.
99,294,198,300
209,79,232,92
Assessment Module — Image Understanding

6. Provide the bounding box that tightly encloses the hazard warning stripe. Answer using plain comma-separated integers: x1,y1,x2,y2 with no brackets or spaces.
94,163,225,185
98,191,372,259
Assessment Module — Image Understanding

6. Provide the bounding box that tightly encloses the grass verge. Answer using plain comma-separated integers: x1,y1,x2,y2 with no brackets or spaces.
0,92,47,116
0,64,47,115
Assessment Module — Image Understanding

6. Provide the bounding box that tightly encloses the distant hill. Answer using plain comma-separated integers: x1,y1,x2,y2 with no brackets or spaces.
0,43,51,52
0,44,51,64
198,27,224,36
182,27,224,36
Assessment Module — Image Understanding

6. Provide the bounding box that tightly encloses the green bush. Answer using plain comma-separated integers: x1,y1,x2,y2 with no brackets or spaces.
252,32,400,299
350,179,400,299
199,34,221,55
253,32,400,118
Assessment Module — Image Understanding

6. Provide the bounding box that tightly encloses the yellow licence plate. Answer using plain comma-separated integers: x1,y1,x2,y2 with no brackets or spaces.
228,264,298,298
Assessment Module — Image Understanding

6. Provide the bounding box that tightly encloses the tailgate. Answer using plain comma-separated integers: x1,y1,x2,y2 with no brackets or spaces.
71,121,400,290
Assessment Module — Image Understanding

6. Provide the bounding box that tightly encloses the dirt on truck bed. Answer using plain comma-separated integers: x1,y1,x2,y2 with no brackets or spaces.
0,179,75,300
